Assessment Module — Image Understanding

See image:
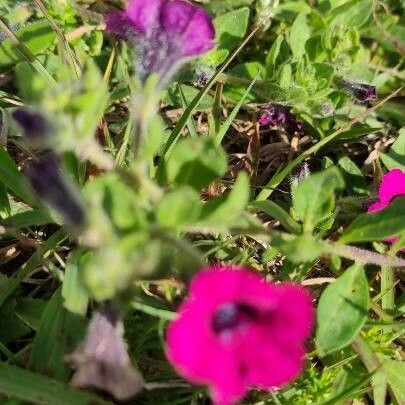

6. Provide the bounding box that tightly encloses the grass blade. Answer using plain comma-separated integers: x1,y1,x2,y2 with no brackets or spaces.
0,362,110,405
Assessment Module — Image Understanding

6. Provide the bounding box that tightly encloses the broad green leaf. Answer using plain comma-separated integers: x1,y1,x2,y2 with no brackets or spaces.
166,137,227,191
157,186,201,229
338,156,367,195
293,167,344,232
0,20,56,71
289,13,310,59
83,173,146,231
316,263,369,355
340,198,405,243
329,0,373,28
0,362,109,405
201,7,250,66
380,128,405,170
306,35,327,62
378,102,405,126
213,7,250,52
381,358,405,404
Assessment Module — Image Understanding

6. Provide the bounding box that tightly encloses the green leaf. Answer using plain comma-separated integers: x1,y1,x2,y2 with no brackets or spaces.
0,182,10,218
0,362,109,405
271,233,327,263
198,172,250,228
279,63,292,89
62,250,89,316
289,13,310,59
0,298,30,345
316,263,369,355
30,289,86,381
157,186,201,229
293,167,344,232
166,137,227,191
380,128,405,170
15,298,46,332
0,146,36,205
265,35,284,78
381,358,405,404
2,209,51,228
215,75,258,146
340,197,405,243
0,20,56,72
329,0,372,28
251,200,302,234
83,173,145,231
213,7,250,52
200,7,250,66
0,229,67,308
338,156,367,195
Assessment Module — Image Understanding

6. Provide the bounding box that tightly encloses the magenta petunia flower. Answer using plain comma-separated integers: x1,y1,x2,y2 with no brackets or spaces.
368,168,405,246
166,267,313,405
105,0,215,84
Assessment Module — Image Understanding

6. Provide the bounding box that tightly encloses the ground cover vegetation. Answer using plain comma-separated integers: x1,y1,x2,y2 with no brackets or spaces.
0,0,404,404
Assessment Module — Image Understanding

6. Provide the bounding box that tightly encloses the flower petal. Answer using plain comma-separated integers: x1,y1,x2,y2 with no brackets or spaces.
247,343,306,389
189,267,279,310
105,11,135,38
126,0,162,32
160,0,215,57
269,284,314,342
369,169,405,212
166,300,216,382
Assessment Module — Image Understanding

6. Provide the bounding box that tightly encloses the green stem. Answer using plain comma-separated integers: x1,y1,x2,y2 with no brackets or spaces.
381,265,395,323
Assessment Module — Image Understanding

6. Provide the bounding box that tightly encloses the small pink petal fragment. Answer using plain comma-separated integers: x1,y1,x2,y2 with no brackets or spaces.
166,267,314,405
368,168,405,248
368,168,405,213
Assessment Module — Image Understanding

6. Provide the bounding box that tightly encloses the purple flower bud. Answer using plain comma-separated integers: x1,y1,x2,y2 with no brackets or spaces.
68,306,144,401
259,103,305,135
105,0,215,84
25,154,86,228
193,65,215,88
12,108,52,143
258,104,288,126
340,79,377,103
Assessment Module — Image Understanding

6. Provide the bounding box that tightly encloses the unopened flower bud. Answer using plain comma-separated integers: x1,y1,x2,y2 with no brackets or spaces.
25,153,86,228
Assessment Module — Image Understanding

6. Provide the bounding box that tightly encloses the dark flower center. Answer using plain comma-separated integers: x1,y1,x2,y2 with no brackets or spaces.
212,303,257,334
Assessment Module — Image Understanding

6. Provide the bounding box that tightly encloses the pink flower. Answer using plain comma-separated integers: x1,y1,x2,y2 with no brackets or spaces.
166,267,313,405
368,168,405,246
105,0,215,84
